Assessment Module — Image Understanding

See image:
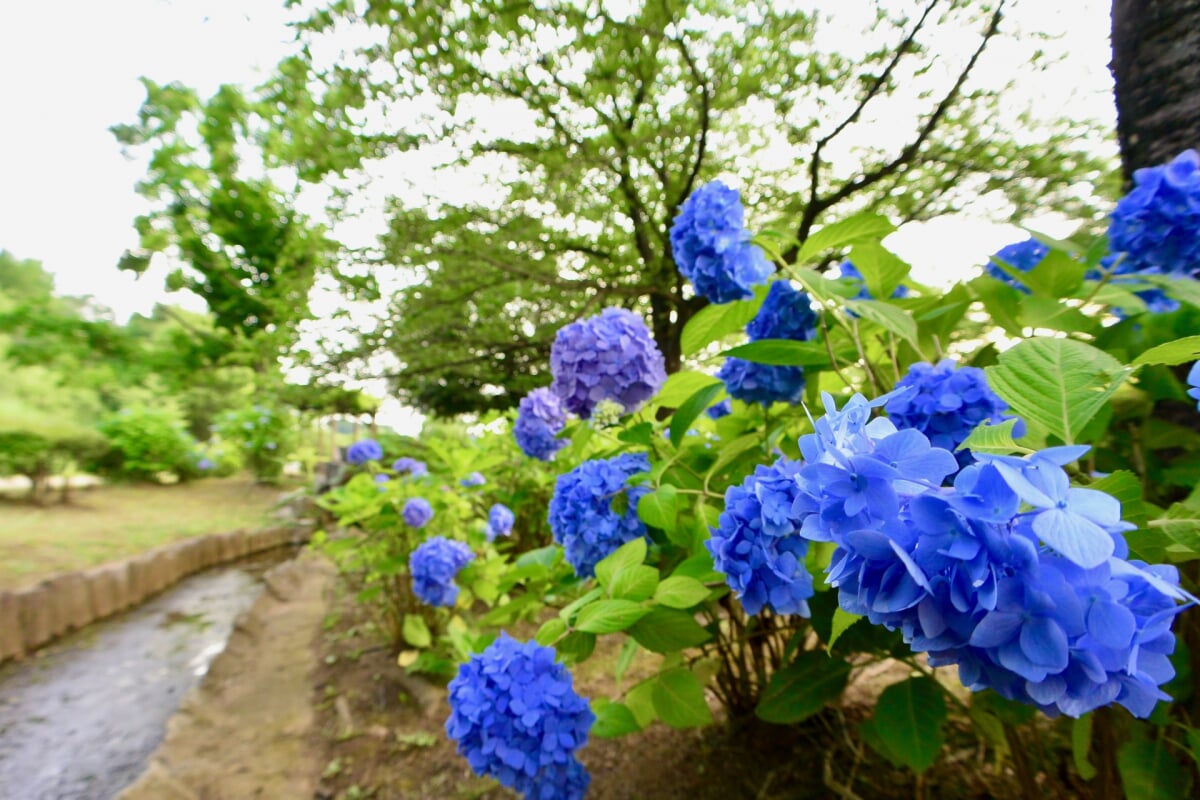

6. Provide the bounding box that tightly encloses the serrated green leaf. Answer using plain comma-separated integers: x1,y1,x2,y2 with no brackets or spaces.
594,538,648,587
1132,335,1200,367
629,607,712,653
671,552,723,583
957,418,1025,456
402,614,431,648
755,651,852,724
844,299,919,347
1024,249,1086,297
721,338,853,367
654,576,710,609
624,679,658,728
556,631,595,663
654,371,721,407
652,668,713,728
828,608,861,649
679,289,766,356
986,338,1133,444
559,587,604,624
849,241,910,299
1118,736,1190,800
575,599,650,634
591,700,641,738
671,383,725,446
535,617,567,646
860,677,947,773
797,212,896,262
609,564,659,601
637,485,678,534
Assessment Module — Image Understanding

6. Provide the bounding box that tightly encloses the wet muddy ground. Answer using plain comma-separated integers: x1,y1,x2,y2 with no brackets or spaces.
0,547,297,800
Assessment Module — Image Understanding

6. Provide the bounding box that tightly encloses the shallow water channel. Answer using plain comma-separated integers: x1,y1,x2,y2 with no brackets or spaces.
0,547,299,800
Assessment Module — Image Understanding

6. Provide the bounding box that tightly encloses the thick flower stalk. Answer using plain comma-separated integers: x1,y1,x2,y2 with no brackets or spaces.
392,457,428,477
487,503,515,542
548,453,650,578
669,180,773,304
346,438,383,465
549,308,666,419
402,497,434,528
410,536,474,607
719,280,816,407
446,634,594,800
514,388,568,461
884,359,1014,466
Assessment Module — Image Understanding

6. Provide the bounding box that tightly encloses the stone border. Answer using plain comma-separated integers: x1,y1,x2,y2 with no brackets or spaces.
0,524,312,665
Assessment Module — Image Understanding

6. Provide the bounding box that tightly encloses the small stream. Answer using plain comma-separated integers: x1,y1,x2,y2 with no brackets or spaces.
0,547,299,800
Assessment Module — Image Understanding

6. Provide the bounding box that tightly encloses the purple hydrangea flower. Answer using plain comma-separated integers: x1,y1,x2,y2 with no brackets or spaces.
838,261,911,299
884,359,1015,466
1189,361,1200,410
402,497,434,528
409,536,473,607
669,180,773,304
446,634,594,800
486,503,515,542
705,398,733,420
1108,149,1200,280
346,438,383,465
549,308,666,419
709,458,814,616
984,238,1049,293
393,457,428,477
717,358,806,407
548,453,651,578
514,388,568,461
197,457,215,471
460,471,486,487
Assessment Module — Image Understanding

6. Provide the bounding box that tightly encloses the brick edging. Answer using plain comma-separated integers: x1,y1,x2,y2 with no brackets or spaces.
0,524,312,665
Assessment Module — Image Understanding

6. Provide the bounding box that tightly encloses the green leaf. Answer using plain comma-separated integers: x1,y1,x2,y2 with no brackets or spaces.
654,370,721,407
1072,714,1097,781
629,607,712,653
556,631,595,663
956,418,1025,456
535,617,567,646
1024,249,1086,297
654,576,710,609
609,564,659,602
844,299,919,348
971,276,1025,337
637,485,679,534
721,338,853,367
985,337,1133,444
797,212,896,262
575,599,650,634
827,608,862,650
1133,335,1200,367
860,677,947,773
679,290,766,356
671,552,723,583
594,538,648,587
591,700,641,738
670,383,725,446
705,433,767,480
402,614,432,648
624,679,658,728
559,587,604,624
848,241,910,299
652,668,713,728
755,651,852,724
1118,736,1190,800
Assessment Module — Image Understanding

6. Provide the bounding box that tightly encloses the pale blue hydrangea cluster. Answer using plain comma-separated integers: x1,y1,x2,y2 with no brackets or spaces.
719,280,815,406
402,497,434,528
446,634,594,800
669,180,773,304
346,438,383,465
487,503,515,542
409,536,473,607
548,453,651,578
549,308,666,419
514,388,568,461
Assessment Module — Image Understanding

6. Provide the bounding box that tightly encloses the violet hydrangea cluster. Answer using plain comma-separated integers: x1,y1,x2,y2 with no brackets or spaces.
514,388,568,461
409,536,473,607
346,438,383,465
718,280,815,407
548,453,651,578
446,633,594,800
1108,149,1200,283
402,497,434,528
487,503,515,542
884,359,1014,467
549,307,666,419
393,457,428,477
708,458,814,616
779,392,1190,718
984,238,1048,292
669,180,773,304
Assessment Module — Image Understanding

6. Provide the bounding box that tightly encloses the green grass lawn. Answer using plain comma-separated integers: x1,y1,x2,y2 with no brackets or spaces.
0,477,292,590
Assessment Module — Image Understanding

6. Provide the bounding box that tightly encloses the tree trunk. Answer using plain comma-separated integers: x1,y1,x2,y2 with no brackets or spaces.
1110,0,1200,182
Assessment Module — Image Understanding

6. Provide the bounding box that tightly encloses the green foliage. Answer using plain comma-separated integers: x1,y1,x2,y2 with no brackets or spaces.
95,406,197,482
215,404,297,483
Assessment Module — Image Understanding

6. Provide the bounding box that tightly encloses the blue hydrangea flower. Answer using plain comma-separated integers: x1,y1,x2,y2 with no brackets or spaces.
392,457,428,477
838,261,910,299
1189,362,1200,410
346,439,383,465
746,280,819,341
197,457,215,471
548,453,651,578
460,472,486,487
374,474,390,491
718,358,806,407
884,359,1015,466
409,536,473,607
514,388,568,461
706,398,733,420
402,497,434,528
446,634,594,800
709,458,813,615
549,308,667,419
1108,149,1200,280
487,503,515,542
670,180,773,304
984,238,1049,292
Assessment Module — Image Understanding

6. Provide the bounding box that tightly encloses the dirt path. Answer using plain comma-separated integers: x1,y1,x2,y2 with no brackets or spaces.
119,550,335,800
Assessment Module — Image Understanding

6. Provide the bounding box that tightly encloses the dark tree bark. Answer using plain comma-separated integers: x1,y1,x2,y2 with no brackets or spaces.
1110,0,1200,181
